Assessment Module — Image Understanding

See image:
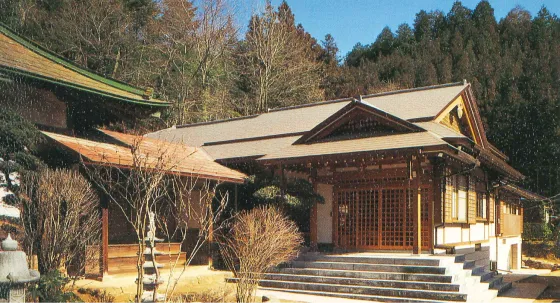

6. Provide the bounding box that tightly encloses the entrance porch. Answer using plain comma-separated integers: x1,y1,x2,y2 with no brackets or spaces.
273,151,449,254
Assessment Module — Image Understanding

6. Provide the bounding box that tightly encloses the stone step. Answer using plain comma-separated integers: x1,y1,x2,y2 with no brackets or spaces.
289,260,447,274
261,273,462,292
296,254,456,267
273,267,456,283
468,265,486,276
462,260,476,269
260,287,460,303
483,274,504,289
477,270,496,282
256,279,468,302
491,280,513,295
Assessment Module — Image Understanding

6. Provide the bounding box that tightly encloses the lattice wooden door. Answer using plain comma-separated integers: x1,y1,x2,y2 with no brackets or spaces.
335,186,430,250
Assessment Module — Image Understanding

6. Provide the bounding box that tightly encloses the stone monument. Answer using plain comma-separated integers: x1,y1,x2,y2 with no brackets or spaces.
140,212,165,303
0,234,40,303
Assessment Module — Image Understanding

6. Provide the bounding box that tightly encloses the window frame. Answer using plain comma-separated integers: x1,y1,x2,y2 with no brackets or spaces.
450,174,468,223
476,191,487,219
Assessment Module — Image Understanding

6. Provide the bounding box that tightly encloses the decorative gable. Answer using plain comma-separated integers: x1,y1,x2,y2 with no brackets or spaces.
434,92,486,147
440,103,474,141
295,101,424,144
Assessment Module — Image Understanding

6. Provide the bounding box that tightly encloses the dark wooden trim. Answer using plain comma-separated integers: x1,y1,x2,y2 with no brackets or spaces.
310,168,318,250
259,145,476,168
332,186,338,248
435,239,490,249
412,154,422,254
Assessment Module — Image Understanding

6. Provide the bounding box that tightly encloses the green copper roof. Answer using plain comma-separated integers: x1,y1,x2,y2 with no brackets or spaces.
0,23,170,107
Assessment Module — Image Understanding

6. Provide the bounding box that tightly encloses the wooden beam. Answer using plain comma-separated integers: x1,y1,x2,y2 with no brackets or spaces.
412,154,422,254
310,168,318,250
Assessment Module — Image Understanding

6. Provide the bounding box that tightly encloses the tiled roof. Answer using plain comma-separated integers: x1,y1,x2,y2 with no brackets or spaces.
42,131,246,183
259,132,448,162
362,83,467,120
0,24,169,107
146,83,471,161
501,184,546,201
413,122,466,139
147,99,351,146
148,83,468,148
202,135,301,160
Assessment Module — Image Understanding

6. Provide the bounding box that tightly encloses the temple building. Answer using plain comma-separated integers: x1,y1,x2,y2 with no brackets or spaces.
149,81,544,271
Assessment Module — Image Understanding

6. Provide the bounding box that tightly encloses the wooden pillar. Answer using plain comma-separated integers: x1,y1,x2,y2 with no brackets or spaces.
102,207,109,275
309,168,318,250
412,154,422,255
428,161,436,254
431,157,443,251
208,198,214,268
234,184,238,212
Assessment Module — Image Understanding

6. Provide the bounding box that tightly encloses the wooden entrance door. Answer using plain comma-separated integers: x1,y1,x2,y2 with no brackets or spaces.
335,186,431,250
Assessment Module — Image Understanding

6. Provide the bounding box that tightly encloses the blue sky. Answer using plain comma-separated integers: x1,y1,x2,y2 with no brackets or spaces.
236,0,559,57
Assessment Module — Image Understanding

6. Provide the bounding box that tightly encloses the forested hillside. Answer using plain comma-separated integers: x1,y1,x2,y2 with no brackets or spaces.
341,2,560,201
0,0,558,198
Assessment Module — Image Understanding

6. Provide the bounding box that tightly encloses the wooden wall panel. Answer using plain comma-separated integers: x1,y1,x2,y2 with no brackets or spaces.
467,176,476,224
489,193,495,223
443,169,453,223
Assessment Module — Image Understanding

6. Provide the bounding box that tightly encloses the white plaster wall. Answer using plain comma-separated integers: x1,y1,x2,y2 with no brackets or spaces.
489,223,496,237
489,236,522,270
436,227,445,246
443,226,462,244
316,184,333,243
439,223,490,245
462,227,470,242
470,223,485,242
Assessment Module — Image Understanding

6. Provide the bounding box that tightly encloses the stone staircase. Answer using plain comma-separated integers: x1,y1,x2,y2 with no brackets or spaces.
238,253,513,302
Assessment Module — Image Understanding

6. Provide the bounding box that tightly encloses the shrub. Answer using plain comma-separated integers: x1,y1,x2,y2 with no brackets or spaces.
523,223,553,241
28,270,80,302
77,288,115,302
21,168,101,275
218,206,303,303
169,288,233,303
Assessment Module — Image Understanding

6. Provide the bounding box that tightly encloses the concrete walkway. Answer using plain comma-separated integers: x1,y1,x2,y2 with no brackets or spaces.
257,289,377,303
492,282,549,303
491,270,550,303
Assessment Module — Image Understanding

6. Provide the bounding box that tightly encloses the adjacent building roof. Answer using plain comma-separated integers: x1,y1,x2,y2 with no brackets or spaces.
0,23,169,107
42,131,246,183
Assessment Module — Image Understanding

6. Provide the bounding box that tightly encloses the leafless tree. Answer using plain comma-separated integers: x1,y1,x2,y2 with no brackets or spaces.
20,168,101,275
84,135,228,302
155,0,240,125
240,2,323,114
218,206,303,303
